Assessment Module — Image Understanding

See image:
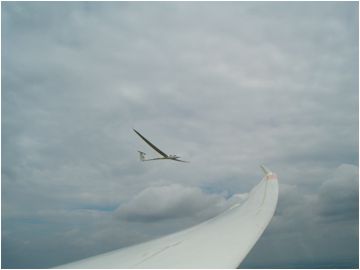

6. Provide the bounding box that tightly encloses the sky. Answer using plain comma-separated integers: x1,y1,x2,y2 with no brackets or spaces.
1,2,358,269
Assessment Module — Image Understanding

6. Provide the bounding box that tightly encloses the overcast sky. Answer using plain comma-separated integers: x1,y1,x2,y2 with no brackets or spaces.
2,2,358,269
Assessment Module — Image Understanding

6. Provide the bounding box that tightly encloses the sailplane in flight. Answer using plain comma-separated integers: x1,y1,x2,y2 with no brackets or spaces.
133,128,189,163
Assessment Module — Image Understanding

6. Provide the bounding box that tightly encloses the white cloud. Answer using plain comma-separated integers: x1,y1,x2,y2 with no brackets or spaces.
2,2,358,268
115,184,245,222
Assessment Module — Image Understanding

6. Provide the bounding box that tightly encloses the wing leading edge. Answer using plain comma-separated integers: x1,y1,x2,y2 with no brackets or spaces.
133,129,168,158
57,166,279,269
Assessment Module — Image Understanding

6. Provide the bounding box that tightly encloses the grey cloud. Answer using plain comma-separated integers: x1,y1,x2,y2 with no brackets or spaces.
2,2,358,268
317,164,359,221
241,164,359,268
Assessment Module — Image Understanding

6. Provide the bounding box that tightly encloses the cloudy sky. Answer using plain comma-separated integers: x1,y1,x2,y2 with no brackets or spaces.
2,2,358,269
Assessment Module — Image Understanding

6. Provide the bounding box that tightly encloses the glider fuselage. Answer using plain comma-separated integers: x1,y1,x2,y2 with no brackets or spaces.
134,129,189,163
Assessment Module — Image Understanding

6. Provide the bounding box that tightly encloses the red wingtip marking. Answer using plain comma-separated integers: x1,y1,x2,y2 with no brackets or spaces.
266,173,278,180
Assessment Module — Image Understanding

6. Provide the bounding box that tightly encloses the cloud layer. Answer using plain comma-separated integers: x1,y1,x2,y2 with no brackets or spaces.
116,184,234,222
242,164,359,268
2,2,358,268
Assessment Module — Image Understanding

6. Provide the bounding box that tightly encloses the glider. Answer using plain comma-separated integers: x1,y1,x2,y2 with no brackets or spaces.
133,129,189,163
56,166,279,268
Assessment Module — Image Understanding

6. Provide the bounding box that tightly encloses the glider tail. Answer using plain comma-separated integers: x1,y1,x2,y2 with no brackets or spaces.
138,151,146,161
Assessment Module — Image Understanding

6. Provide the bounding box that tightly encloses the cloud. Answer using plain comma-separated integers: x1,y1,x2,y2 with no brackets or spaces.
115,184,246,222
2,2,358,269
241,164,359,268
317,164,359,221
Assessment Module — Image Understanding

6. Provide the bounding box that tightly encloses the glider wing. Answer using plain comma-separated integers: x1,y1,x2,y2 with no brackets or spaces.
133,129,168,158
174,159,190,163
57,166,278,268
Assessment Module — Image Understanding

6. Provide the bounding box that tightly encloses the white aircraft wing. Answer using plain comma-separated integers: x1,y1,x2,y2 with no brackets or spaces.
57,167,279,269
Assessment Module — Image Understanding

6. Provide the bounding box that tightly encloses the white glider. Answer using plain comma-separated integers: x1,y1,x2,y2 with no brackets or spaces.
57,166,279,269
133,129,189,163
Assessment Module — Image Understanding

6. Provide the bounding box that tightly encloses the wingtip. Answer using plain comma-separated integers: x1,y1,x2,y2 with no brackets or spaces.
260,165,278,180
260,165,271,175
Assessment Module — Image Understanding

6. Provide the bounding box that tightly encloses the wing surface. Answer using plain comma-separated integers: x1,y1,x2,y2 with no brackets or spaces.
174,159,190,163
57,167,278,269
133,129,168,158
143,158,167,161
